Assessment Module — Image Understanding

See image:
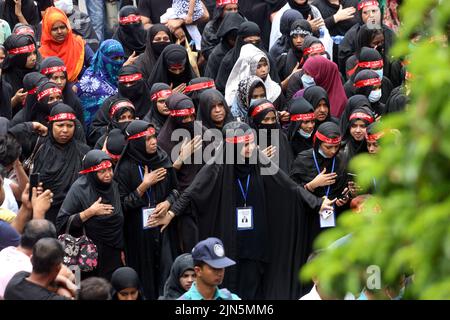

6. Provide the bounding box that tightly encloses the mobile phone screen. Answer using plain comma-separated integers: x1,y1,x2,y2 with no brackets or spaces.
29,173,40,201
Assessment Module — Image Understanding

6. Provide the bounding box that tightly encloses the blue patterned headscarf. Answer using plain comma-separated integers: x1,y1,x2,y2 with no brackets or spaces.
77,40,125,129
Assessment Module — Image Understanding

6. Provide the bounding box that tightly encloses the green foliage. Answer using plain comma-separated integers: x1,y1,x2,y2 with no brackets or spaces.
301,0,450,299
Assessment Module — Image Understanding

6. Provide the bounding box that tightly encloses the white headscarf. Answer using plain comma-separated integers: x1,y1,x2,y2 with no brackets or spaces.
225,44,281,106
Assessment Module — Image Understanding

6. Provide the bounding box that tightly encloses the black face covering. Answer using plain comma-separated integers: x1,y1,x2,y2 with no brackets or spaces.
152,41,170,56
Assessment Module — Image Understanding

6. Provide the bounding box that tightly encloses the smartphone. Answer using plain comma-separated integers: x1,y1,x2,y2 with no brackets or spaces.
338,188,350,200
29,173,40,201
347,173,357,181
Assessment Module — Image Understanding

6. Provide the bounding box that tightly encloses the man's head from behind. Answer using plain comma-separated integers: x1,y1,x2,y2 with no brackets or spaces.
78,277,112,300
192,237,235,287
21,219,57,250
30,238,64,279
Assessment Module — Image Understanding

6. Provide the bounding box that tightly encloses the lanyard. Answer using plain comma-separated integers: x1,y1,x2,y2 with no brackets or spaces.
237,174,251,207
138,166,153,206
312,150,335,198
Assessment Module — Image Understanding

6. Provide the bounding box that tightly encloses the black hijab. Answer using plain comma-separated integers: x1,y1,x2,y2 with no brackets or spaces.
111,267,144,300
143,82,171,135
288,0,312,19
1,34,38,94
33,103,90,217
196,88,233,130
0,0,39,27
147,44,196,89
339,94,372,136
40,56,84,123
161,253,194,300
270,9,303,57
24,80,62,124
135,24,174,81
113,6,146,58
281,19,312,78
353,69,385,116
340,106,374,163
303,85,337,128
300,35,326,66
117,65,151,119
123,120,172,169
56,149,124,249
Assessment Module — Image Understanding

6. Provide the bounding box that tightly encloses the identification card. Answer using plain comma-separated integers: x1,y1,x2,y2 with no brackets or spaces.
319,209,336,228
142,207,156,230
236,207,253,230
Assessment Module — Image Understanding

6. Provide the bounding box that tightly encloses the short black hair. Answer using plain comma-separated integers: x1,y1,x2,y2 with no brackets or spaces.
0,134,22,167
21,220,57,250
31,237,64,274
78,277,112,300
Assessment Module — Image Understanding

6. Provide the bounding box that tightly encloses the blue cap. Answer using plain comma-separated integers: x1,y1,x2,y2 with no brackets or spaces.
191,237,236,269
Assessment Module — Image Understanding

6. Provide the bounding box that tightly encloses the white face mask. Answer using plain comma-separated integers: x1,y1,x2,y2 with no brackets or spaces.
298,128,312,138
301,74,315,89
374,68,383,79
368,89,382,102
54,0,74,14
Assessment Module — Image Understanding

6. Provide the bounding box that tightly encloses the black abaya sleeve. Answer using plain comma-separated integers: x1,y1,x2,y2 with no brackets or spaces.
115,164,149,212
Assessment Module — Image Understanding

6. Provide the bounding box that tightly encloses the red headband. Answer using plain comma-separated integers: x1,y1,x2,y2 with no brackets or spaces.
79,160,113,174
291,112,315,122
109,101,135,117
357,0,379,10
354,77,381,88
349,112,374,123
151,89,172,101
28,87,38,95
127,127,156,140
250,102,274,117
169,107,195,117
358,59,383,69
183,81,216,93
105,149,121,160
48,112,76,122
7,44,35,55
119,14,141,24
217,0,238,7
41,66,67,75
303,44,325,56
366,131,384,142
314,131,341,145
118,73,142,83
37,87,62,101
225,133,254,144
15,28,35,36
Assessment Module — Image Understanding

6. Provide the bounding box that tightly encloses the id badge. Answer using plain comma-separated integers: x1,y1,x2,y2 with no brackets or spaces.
319,208,335,228
236,207,253,230
142,206,156,230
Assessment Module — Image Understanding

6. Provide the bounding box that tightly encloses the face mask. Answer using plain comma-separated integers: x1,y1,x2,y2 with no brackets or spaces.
259,123,277,130
301,74,315,89
54,0,74,14
249,99,259,107
318,147,331,158
374,69,383,79
368,89,382,102
298,128,312,138
152,41,170,56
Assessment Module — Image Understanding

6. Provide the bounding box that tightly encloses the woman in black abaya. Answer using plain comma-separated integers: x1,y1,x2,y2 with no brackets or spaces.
40,56,85,126
33,103,90,224
56,149,124,280
303,85,339,130
143,83,172,135
247,99,293,173
114,120,179,299
112,6,146,58
287,97,316,156
196,88,233,130
148,121,333,299
353,69,385,117
289,121,349,295
134,24,174,81
0,0,39,27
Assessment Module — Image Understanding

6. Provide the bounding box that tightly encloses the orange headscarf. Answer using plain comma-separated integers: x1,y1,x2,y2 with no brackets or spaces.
39,7,85,82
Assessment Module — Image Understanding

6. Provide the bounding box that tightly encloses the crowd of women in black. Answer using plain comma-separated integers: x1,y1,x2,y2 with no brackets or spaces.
0,0,410,300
